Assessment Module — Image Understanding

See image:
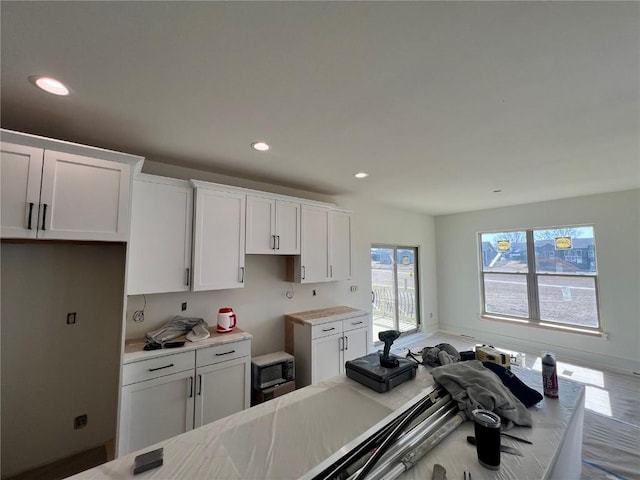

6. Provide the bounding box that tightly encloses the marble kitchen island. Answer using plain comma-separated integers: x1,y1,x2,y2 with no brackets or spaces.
73,343,584,480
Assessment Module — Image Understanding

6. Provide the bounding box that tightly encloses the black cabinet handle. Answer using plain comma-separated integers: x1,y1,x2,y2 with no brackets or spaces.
276,235,280,250
302,266,306,280
322,327,336,332
240,267,245,283
185,268,190,286
41,203,47,231
148,363,174,372
215,350,236,356
198,374,202,395
272,235,276,250
27,202,34,230
351,321,363,325
345,335,349,351
188,376,194,398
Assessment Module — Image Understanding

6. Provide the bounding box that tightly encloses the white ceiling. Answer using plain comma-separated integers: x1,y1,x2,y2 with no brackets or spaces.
1,1,638,215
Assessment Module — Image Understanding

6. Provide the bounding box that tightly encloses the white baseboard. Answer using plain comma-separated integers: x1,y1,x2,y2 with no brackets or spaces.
438,324,640,376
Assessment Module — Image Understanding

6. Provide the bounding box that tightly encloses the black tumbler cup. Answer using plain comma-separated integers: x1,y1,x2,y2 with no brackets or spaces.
472,409,501,470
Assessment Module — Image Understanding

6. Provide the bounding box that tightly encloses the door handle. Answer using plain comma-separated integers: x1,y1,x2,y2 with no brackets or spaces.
27,202,34,230
41,203,47,231
188,376,194,398
322,327,336,332
339,336,344,351
240,267,245,283
185,268,190,286
272,235,276,250
198,374,202,396
276,235,280,250
345,335,349,351
302,266,306,280
330,265,333,278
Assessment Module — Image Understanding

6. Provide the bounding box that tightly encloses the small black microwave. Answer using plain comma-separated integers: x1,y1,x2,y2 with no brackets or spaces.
251,351,295,390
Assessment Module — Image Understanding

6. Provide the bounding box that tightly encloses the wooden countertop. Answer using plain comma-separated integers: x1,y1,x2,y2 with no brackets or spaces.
123,327,252,364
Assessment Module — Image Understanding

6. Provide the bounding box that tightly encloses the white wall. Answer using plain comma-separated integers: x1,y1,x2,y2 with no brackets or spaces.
1,243,125,477
125,162,438,355
435,189,640,373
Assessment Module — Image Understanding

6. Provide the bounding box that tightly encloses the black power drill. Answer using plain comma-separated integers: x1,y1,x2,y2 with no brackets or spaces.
378,330,401,368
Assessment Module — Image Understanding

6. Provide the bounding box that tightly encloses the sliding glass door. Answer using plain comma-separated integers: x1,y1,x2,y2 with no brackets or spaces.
371,245,419,341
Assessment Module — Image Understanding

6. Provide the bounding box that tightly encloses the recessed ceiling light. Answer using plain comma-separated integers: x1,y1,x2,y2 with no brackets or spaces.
251,142,270,151
28,76,70,96
354,172,369,179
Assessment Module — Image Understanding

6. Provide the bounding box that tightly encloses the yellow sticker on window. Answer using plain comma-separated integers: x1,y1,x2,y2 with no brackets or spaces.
497,240,511,251
555,237,572,250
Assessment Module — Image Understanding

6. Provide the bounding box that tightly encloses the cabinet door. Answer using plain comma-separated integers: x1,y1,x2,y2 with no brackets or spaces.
127,176,193,295
192,188,246,291
311,333,343,383
245,195,276,254
0,142,43,239
39,150,131,241
300,204,329,283
329,210,352,281
343,327,369,369
275,200,301,255
118,370,194,456
194,356,250,428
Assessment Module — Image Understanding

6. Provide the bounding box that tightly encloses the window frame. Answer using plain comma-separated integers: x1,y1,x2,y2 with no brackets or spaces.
479,226,602,334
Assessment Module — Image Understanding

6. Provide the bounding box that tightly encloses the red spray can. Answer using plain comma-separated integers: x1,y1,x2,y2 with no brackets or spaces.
542,352,558,398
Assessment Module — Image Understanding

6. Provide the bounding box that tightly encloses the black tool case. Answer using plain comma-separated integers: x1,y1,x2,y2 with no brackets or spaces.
345,353,418,393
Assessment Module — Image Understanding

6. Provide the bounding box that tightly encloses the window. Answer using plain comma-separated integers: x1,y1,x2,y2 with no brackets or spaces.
371,245,420,341
479,226,600,332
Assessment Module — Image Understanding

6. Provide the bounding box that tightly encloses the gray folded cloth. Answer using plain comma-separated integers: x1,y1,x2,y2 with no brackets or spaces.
431,360,532,428
145,316,208,345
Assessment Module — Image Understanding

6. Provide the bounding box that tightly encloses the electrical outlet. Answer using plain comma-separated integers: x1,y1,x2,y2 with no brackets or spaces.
181,302,187,311
67,312,77,325
74,414,88,430
350,285,358,292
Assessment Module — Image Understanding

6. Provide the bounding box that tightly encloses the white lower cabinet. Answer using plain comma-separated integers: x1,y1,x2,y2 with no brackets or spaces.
287,313,370,387
118,339,250,457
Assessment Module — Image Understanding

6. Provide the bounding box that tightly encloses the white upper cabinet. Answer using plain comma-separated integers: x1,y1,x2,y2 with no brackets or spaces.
329,209,352,281
127,175,193,295
1,130,142,242
245,195,300,255
0,142,43,239
290,204,330,283
288,205,352,284
191,182,246,291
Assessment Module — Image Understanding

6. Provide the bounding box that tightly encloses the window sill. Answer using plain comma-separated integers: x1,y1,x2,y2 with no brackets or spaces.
481,314,607,339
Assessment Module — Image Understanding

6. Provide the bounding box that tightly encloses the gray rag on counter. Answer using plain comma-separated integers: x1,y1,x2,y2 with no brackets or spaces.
145,316,208,344
431,360,532,428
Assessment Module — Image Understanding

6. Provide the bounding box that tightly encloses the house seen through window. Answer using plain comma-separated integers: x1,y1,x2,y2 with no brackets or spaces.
371,245,419,341
479,225,600,331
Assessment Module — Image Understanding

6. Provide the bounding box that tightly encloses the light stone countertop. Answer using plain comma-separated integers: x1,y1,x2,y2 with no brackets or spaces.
123,327,252,364
284,305,368,326
72,338,584,480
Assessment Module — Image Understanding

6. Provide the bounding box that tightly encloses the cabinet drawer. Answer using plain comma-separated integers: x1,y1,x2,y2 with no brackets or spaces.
122,351,195,386
311,320,343,339
343,315,368,332
196,340,251,368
